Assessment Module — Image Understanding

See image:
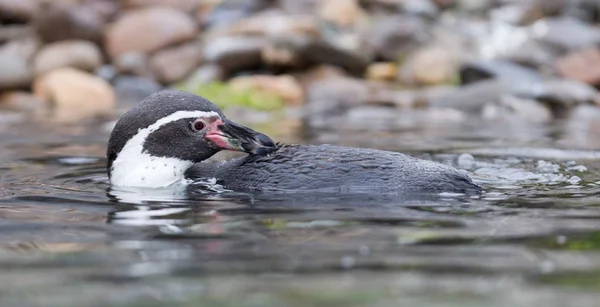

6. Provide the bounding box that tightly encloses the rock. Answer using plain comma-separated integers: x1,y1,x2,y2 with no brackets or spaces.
317,0,367,27
0,91,43,113
208,12,320,38
0,54,32,90
33,40,103,75
113,76,162,106
431,77,594,117
532,17,600,52
120,0,202,12
534,79,597,116
555,47,600,86
366,62,398,81
203,36,266,74
0,0,39,23
304,76,369,129
181,64,225,88
367,87,421,109
113,52,152,77
264,36,369,76
200,0,272,29
368,85,454,109
0,38,39,90
363,0,439,18
460,59,543,85
482,96,553,124
229,75,304,105
367,16,429,61
32,2,105,44
294,65,348,88
400,45,459,86
150,41,204,84
33,68,115,123
429,80,520,113
279,0,317,14
105,6,197,58
503,40,558,69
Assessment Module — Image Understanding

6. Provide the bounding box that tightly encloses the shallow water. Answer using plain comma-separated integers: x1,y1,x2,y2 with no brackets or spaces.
2,116,600,307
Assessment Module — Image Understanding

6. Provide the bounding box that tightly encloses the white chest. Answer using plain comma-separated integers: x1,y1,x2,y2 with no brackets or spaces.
110,154,193,188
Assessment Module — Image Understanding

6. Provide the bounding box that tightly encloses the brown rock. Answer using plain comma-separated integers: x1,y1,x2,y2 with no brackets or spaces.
208,13,320,38
33,40,103,75
33,68,115,123
32,2,105,43
120,0,202,12
229,75,304,105
317,0,367,27
366,62,397,81
105,6,198,58
149,41,204,84
400,46,459,86
555,47,600,86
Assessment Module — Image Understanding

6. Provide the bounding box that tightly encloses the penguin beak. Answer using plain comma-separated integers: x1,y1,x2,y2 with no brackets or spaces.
206,119,278,155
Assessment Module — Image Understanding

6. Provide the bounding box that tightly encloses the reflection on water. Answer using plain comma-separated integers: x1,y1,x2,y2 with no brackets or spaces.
2,119,600,306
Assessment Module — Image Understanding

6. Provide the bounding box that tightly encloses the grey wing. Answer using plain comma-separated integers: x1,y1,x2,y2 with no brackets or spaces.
214,145,481,194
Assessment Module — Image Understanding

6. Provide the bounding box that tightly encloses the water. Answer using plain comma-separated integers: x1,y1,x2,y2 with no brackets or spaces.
2,114,600,307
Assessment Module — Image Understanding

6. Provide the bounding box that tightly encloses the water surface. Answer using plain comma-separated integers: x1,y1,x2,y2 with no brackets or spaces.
2,115,600,307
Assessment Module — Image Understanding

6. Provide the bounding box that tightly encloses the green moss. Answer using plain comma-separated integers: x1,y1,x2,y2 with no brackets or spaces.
176,82,284,111
529,232,600,251
535,271,600,291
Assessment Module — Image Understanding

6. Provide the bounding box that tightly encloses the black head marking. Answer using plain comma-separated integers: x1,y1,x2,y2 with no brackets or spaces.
106,90,225,175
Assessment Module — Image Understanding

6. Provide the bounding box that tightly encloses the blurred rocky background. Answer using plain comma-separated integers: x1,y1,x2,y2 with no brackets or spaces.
2,0,600,145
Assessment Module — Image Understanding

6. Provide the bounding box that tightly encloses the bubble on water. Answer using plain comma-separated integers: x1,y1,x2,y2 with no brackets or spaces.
556,235,567,245
58,157,100,165
567,165,587,172
340,256,355,269
358,245,370,256
539,260,555,274
536,160,561,173
457,153,475,169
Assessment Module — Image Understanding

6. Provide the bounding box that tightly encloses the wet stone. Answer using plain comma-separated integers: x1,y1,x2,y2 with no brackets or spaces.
460,59,543,85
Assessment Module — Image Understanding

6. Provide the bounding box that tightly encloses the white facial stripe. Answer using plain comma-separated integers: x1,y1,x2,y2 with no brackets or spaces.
110,110,220,188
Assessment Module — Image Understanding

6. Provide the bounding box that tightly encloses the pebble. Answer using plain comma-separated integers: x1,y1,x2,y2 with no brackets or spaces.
32,2,105,44
33,40,103,75
229,75,304,105
149,41,204,84
33,68,115,123
105,6,198,58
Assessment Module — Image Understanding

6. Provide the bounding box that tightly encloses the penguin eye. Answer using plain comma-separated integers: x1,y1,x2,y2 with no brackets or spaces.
191,119,206,132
